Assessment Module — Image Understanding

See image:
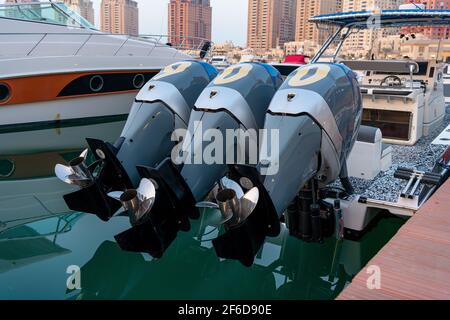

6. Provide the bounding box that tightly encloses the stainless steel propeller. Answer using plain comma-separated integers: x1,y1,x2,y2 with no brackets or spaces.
108,178,156,226
219,177,244,198
196,177,260,228
54,149,93,187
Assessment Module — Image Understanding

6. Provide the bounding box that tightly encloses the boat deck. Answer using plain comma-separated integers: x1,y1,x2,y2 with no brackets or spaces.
337,178,450,300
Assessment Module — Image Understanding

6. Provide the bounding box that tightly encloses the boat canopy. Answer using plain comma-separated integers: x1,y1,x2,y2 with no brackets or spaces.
0,1,96,29
310,9,450,28
310,9,450,63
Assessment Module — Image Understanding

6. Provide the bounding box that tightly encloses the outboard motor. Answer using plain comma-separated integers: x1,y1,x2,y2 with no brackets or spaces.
55,61,218,222
112,63,283,258
212,63,363,266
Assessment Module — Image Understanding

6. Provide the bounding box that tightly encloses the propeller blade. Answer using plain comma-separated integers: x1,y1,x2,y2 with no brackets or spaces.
55,163,93,187
196,201,220,209
123,178,156,226
132,197,155,226
107,191,124,201
55,164,75,185
220,177,244,199
216,188,240,226
80,148,89,159
67,174,92,187
238,187,259,222
136,178,156,202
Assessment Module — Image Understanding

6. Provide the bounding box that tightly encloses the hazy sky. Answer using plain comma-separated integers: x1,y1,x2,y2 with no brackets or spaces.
0,0,248,45
97,0,248,45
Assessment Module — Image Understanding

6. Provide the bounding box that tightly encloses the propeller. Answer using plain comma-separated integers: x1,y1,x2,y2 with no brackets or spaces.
55,149,93,187
196,177,259,228
219,176,244,198
108,178,156,226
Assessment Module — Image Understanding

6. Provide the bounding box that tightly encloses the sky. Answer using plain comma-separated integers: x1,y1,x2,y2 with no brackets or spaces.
0,0,249,45
91,0,248,46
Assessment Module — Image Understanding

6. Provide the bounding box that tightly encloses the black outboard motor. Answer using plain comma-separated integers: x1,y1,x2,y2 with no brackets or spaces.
212,63,363,266
111,63,284,258
55,61,218,222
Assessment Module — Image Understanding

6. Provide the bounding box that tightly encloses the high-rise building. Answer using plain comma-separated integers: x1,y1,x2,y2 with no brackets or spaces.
64,0,95,25
101,0,139,36
247,0,297,52
342,0,401,55
278,0,298,48
168,0,212,48
403,0,450,39
294,0,341,47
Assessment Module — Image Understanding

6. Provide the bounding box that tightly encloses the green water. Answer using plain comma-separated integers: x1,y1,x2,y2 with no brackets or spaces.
0,120,406,300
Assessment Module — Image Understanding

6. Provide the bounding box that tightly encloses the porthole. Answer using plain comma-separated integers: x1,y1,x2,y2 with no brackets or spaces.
0,83,11,103
89,75,104,92
133,73,146,89
0,159,15,178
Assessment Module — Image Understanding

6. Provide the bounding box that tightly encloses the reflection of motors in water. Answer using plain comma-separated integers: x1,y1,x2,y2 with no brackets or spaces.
72,214,404,300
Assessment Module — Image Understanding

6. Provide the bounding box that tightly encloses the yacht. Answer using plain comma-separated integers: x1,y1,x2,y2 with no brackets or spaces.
0,2,204,131
210,56,230,71
443,62,450,103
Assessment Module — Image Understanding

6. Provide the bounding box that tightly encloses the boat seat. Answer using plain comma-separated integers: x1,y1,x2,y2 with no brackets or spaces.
357,125,380,143
348,126,392,179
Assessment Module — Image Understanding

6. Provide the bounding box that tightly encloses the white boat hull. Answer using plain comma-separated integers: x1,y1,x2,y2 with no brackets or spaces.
0,92,134,128
0,119,125,155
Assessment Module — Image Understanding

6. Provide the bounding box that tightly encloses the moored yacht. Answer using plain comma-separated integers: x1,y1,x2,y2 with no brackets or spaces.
443,62,450,103
341,59,445,145
0,2,208,131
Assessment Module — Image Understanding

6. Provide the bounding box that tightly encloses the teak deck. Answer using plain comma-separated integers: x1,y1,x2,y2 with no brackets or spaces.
338,179,450,300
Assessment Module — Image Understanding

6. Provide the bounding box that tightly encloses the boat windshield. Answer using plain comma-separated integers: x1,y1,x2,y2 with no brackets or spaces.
0,2,96,29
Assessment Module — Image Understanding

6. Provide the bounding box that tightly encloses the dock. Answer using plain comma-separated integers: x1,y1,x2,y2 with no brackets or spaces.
337,179,450,300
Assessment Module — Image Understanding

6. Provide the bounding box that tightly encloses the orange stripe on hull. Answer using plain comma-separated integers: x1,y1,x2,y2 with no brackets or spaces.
0,70,159,106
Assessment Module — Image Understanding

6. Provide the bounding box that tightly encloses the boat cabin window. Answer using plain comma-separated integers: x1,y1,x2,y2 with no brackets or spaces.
0,2,95,29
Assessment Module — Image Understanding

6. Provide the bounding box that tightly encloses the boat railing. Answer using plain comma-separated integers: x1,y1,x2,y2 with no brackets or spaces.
0,32,213,59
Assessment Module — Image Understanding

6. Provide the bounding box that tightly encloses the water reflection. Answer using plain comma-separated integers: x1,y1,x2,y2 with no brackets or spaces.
0,119,405,300
0,120,125,232
76,215,404,300
0,209,404,300
0,213,82,274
